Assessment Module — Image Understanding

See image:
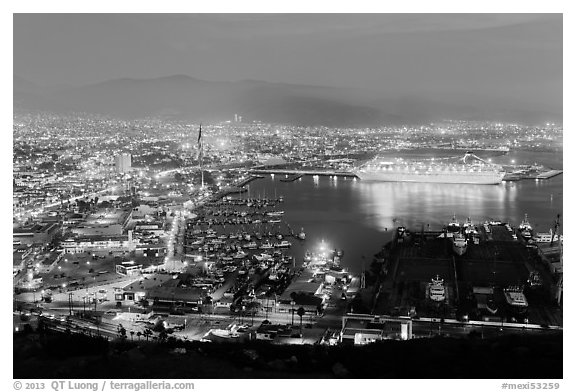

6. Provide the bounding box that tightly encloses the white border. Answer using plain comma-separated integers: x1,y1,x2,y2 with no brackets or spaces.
4,1,570,390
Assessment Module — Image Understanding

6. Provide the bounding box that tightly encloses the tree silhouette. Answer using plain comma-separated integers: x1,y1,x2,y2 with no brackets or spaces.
143,328,153,341
158,329,168,343
297,307,306,334
117,324,127,340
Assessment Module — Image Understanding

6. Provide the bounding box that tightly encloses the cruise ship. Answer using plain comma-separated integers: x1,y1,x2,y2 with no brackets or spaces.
354,152,505,185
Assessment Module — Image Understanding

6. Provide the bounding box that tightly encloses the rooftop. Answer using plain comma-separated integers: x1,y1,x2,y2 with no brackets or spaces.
83,209,131,226
279,270,323,300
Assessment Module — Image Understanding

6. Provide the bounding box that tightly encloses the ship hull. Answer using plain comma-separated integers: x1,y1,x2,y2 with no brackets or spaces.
355,171,504,185
452,244,467,256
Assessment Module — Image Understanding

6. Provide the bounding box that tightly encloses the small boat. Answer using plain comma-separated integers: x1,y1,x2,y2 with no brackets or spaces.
452,233,468,256
233,251,248,259
260,241,274,250
428,275,446,302
503,286,528,314
254,253,273,262
527,271,543,288
297,228,306,240
518,214,533,239
242,241,258,249
463,217,478,235
447,214,461,233
274,240,292,248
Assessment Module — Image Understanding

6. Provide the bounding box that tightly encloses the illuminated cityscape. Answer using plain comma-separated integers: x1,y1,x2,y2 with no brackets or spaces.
12,13,563,382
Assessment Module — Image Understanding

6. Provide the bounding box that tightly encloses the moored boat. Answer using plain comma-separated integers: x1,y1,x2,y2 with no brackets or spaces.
274,240,292,248
452,232,468,256
354,152,505,184
428,275,446,302
518,214,533,239
503,285,528,314
447,214,461,233
297,228,306,240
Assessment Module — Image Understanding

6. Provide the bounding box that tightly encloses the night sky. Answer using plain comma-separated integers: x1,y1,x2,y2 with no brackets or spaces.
13,14,562,114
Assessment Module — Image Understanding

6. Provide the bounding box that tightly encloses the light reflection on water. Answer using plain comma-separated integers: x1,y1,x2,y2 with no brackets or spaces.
247,161,562,273
350,180,517,231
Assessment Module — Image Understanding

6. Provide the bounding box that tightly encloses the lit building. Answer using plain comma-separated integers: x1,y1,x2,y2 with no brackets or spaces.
340,314,413,344
60,232,135,254
13,223,61,246
115,153,132,174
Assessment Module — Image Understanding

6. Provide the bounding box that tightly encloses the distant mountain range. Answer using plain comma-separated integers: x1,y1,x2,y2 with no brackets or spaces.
13,74,561,126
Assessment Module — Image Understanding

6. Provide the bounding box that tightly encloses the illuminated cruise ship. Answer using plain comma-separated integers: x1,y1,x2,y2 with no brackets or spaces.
354,152,505,185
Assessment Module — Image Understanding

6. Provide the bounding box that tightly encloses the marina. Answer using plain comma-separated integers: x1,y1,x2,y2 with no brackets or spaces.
177,191,356,327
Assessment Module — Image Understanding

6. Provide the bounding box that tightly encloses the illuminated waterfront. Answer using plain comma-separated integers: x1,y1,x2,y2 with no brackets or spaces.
246,151,562,274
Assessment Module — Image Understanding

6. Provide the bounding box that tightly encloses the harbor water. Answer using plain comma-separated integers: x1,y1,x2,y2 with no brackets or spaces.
243,151,563,274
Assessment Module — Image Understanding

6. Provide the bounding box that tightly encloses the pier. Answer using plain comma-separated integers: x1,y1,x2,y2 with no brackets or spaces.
236,175,265,187
249,168,357,178
280,173,303,182
536,170,563,179
502,166,563,182
372,222,563,329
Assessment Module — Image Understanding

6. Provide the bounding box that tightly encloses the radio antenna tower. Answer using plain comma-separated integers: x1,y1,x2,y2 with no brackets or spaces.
197,123,204,188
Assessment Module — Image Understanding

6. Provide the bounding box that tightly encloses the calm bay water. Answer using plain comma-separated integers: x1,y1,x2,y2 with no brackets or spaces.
244,151,563,274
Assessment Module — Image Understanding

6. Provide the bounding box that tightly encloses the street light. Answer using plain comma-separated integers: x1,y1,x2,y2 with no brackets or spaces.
291,300,296,326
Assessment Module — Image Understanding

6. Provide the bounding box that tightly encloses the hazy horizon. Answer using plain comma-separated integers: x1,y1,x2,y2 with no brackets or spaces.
13,14,562,125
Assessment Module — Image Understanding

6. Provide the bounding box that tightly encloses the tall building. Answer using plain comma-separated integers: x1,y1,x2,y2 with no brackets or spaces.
115,153,132,174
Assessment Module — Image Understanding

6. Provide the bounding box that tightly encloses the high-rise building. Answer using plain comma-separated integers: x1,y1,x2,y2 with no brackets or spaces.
115,153,132,174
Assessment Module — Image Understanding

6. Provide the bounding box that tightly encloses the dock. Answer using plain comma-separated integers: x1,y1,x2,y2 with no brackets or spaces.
369,222,563,329
536,170,563,179
280,173,303,182
250,168,357,178
236,175,265,187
